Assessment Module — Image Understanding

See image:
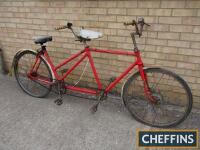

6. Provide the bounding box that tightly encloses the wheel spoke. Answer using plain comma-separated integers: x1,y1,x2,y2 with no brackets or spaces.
152,112,157,125
151,73,164,90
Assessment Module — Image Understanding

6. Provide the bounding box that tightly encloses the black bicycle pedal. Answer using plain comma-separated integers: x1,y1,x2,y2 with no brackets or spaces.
90,104,98,114
54,99,63,105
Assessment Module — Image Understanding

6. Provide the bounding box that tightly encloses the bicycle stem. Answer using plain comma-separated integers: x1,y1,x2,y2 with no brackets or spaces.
130,32,138,51
69,28,79,39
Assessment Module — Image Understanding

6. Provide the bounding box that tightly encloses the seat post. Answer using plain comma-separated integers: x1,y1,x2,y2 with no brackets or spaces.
37,45,46,54
41,45,46,51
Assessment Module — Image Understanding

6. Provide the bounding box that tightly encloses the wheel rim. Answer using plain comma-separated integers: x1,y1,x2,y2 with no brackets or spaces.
124,69,190,127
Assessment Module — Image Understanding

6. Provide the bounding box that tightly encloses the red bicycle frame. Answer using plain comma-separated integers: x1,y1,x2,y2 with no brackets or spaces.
30,46,150,97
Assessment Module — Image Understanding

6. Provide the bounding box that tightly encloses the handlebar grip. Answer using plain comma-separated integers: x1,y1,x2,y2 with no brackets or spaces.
55,25,68,30
124,20,136,26
124,22,133,26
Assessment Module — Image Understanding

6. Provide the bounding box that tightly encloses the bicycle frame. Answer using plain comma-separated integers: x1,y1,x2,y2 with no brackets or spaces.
30,46,149,97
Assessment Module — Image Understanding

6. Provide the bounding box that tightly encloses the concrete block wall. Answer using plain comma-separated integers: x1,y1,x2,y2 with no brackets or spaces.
0,0,200,107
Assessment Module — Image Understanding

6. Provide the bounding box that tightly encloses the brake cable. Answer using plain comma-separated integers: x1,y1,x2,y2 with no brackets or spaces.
73,59,89,87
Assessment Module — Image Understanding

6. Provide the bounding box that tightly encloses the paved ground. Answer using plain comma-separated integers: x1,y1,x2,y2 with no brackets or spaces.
0,74,199,150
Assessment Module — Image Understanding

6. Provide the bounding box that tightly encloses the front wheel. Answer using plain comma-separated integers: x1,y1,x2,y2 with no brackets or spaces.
122,68,192,128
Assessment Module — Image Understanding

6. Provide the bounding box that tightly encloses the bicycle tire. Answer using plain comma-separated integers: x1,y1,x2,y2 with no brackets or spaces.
122,68,192,128
14,50,53,98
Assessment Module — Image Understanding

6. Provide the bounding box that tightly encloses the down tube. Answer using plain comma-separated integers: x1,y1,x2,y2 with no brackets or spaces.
105,61,138,93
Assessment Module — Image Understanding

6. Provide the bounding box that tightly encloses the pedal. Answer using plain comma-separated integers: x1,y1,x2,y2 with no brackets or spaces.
90,90,105,113
90,103,98,114
89,78,115,113
54,98,63,105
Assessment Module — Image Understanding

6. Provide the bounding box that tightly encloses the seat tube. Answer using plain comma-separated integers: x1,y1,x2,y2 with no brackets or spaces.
85,47,102,90
42,49,60,80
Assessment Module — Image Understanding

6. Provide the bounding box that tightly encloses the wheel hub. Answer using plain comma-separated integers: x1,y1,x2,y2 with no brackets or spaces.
151,90,163,104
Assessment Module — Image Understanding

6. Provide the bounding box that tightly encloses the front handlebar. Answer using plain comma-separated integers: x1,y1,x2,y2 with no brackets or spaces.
124,17,150,37
124,20,136,26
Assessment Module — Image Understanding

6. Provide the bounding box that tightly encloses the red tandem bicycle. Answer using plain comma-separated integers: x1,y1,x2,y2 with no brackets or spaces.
12,18,192,128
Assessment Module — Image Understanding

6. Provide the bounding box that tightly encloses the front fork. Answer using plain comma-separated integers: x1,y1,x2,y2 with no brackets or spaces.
138,65,157,104
136,51,157,104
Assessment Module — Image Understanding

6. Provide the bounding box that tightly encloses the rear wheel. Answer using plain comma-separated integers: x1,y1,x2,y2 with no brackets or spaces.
14,50,53,98
122,68,192,128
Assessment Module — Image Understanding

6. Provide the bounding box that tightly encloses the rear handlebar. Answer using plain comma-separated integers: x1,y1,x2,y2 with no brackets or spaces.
55,22,73,30
55,25,68,30
55,22,80,41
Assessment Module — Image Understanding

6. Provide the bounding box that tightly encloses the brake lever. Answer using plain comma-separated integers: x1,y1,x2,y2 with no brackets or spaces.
144,22,151,26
